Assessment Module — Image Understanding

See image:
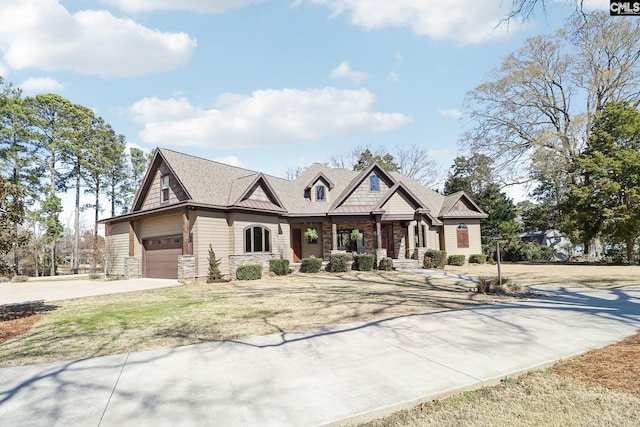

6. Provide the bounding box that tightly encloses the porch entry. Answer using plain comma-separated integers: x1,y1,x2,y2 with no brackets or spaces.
292,229,302,262
381,224,394,258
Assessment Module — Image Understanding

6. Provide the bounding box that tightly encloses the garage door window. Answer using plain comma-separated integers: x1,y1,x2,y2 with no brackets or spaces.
245,226,271,253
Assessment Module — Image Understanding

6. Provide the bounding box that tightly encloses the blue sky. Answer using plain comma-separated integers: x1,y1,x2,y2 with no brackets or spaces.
0,0,609,221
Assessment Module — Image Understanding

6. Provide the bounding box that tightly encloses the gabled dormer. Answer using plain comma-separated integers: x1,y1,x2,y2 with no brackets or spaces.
439,192,488,219
329,162,396,212
233,173,286,213
304,171,335,203
131,149,190,212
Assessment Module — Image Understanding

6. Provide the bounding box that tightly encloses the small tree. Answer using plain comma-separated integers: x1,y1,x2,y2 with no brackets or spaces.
207,244,225,283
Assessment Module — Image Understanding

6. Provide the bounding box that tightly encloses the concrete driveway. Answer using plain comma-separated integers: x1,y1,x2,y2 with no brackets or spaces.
0,285,639,426
0,277,180,306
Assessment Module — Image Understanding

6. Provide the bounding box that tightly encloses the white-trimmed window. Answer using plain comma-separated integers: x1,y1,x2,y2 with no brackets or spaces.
316,185,326,201
245,226,271,253
161,175,170,202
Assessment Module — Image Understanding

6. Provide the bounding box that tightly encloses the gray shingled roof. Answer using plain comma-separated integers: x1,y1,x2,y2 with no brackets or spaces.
153,149,485,219
159,148,292,209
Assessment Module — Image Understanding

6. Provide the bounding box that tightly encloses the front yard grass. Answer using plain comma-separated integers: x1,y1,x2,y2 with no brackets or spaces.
1,270,516,367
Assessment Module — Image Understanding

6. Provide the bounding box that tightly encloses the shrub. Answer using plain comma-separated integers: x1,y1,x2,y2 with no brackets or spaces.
378,257,393,271
502,242,555,262
11,275,29,283
236,264,262,280
328,253,351,272
447,255,466,266
207,245,226,283
424,250,447,269
269,258,290,276
88,273,103,280
468,254,486,264
476,276,522,294
300,256,322,273
353,254,375,271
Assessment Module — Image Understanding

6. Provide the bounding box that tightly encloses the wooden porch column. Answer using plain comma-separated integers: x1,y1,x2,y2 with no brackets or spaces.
417,220,423,248
182,208,191,255
331,222,337,251
376,217,382,249
128,221,135,257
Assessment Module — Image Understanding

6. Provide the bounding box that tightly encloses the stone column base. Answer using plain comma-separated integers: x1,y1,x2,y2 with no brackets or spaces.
375,249,388,263
124,257,140,279
178,255,196,283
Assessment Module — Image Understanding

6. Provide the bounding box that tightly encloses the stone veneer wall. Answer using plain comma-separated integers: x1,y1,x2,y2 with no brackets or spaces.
228,253,277,280
322,221,375,260
322,223,332,261
124,256,140,279
392,221,407,260
178,255,196,283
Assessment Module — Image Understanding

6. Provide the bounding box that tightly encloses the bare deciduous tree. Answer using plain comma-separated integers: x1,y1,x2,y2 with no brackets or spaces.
282,165,306,181
394,144,443,187
463,11,640,187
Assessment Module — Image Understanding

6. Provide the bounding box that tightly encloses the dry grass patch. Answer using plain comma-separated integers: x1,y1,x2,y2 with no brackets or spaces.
446,263,640,289
360,333,640,427
0,271,526,367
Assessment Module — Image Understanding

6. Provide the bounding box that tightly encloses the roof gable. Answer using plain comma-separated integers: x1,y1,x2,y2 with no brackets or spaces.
329,162,397,212
304,171,335,191
373,182,425,213
233,173,286,212
132,150,191,212
439,192,488,219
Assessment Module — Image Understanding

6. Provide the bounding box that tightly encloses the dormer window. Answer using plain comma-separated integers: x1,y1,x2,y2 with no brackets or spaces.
161,175,170,202
316,185,325,201
370,175,379,192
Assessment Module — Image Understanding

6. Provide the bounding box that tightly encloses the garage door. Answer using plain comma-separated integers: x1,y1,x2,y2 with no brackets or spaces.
143,236,182,279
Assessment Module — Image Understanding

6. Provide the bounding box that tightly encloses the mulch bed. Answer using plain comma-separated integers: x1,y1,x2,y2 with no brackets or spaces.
0,303,56,345
552,333,640,395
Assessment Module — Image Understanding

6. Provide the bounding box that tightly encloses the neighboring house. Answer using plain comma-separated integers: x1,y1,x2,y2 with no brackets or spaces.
101,149,487,280
521,229,573,260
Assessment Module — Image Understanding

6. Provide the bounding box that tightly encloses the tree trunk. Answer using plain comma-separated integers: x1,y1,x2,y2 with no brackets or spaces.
74,162,80,275
92,186,99,274
50,152,56,277
626,236,635,263
111,183,116,217
12,157,19,277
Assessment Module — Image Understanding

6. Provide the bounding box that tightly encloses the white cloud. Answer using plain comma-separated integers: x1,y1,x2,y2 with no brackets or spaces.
0,0,196,77
386,71,400,81
104,0,264,13
213,155,244,167
330,62,367,84
304,0,523,44
18,77,65,94
437,108,463,119
129,87,411,148
0,61,8,78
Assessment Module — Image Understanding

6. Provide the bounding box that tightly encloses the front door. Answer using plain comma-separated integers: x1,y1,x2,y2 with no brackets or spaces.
381,224,394,258
292,229,302,262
